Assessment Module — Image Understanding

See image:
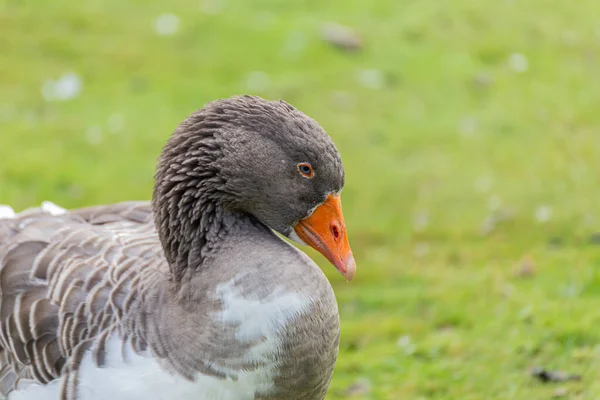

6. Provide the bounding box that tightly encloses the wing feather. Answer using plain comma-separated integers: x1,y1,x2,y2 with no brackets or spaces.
0,201,165,397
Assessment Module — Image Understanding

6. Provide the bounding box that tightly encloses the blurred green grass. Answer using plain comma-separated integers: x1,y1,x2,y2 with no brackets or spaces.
2,0,600,398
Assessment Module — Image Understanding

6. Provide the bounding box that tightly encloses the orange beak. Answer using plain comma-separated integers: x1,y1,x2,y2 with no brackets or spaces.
294,194,356,281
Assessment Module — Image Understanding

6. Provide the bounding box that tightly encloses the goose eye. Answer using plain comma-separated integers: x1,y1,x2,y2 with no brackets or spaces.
297,163,314,178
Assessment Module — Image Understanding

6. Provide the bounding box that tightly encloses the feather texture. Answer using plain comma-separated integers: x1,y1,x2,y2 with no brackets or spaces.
0,202,165,397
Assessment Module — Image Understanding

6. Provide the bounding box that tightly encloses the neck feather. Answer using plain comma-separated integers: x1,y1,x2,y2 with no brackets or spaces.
152,111,237,286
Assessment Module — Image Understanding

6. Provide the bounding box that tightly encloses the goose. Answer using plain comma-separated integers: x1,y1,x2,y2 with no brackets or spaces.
0,95,356,400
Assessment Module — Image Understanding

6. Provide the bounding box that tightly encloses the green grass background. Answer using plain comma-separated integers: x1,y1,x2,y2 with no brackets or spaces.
2,0,600,398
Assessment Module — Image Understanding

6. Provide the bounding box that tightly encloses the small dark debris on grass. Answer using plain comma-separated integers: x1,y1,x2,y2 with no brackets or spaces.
531,367,581,383
345,377,372,396
446,250,462,265
342,340,359,352
547,236,563,249
437,323,455,333
321,22,363,52
588,233,600,245
514,254,536,278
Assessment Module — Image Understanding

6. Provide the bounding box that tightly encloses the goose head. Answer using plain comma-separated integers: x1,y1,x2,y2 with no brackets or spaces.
153,95,356,281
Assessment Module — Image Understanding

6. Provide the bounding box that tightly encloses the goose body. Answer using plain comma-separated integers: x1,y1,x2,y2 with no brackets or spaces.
0,96,355,400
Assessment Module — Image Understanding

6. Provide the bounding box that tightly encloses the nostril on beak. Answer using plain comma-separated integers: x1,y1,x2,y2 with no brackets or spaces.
330,222,340,240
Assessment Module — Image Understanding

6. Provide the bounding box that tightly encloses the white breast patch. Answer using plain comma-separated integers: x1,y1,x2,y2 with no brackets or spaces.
9,277,312,400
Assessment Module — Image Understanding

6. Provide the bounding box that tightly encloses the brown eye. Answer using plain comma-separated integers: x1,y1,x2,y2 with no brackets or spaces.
297,162,314,178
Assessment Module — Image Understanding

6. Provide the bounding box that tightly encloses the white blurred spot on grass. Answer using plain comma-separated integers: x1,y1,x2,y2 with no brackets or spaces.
107,113,125,134
502,283,515,298
488,195,502,211
356,69,385,89
200,0,225,15
508,53,528,72
368,246,390,265
330,91,357,111
480,216,496,236
475,175,493,193
397,335,416,355
458,116,478,137
413,242,429,258
253,12,277,30
553,387,569,398
281,31,307,59
155,14,180,36
535,205,552,223
86,125,103,145
42,72,83,102
518,305,532,321
0,104,16,122
246,71,271,92
481,206,514,236
535,106,549,122
412,211,429,232
561,30,579,47
560,283,582,298
472,71,493,89
24,110,38,126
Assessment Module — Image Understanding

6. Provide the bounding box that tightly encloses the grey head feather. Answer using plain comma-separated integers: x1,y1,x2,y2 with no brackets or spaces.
152,95,345,283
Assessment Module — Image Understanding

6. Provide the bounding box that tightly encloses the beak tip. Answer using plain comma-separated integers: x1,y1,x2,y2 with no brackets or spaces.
342,254,356,282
